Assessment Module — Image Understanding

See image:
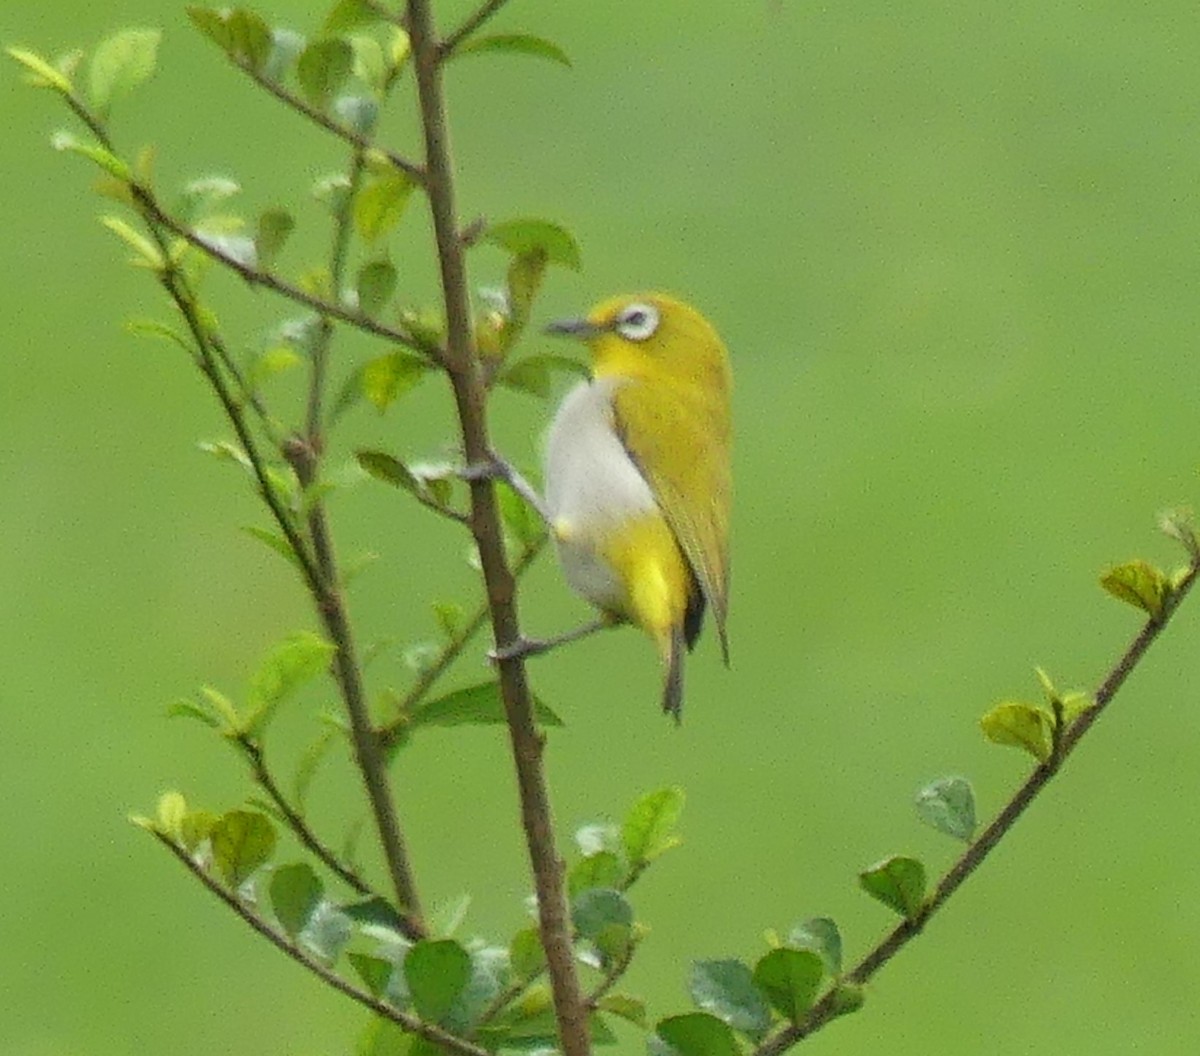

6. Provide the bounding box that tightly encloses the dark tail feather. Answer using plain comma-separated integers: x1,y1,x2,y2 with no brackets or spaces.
662,625,686,724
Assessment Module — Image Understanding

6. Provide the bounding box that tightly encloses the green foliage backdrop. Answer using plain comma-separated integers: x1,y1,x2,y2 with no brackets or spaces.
3,1,1200,1053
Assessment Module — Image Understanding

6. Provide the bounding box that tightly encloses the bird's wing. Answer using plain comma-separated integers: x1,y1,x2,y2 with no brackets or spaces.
610,380,731,661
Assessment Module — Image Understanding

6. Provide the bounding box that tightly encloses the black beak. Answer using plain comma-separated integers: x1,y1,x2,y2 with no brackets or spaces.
544,317,606,339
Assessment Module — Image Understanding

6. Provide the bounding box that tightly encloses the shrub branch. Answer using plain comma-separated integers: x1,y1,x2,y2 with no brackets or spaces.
404,2,591,1055
754,554,1200,1054
148,832,484,1056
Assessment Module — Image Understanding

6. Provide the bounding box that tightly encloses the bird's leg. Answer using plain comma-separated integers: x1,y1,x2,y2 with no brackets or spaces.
459,451,552,527
491,617,614,663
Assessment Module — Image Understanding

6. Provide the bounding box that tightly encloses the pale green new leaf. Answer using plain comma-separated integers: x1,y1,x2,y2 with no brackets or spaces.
244,631,337,736
454,34,570,67
980,701,1054,762
622,787,685,868
211,809,277,887
89,28,160,115
6,46,72,92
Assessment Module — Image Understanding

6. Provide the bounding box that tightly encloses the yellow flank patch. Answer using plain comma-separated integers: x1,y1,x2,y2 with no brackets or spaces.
598,514,691,654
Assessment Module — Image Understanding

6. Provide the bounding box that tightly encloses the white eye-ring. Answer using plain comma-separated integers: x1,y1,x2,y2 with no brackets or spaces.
615,302,660,342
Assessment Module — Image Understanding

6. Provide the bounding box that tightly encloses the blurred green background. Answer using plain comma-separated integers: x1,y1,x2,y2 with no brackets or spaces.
4,0,1200,1053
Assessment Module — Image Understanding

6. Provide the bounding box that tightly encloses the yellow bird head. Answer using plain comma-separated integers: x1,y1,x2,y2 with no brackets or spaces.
545,293,731,392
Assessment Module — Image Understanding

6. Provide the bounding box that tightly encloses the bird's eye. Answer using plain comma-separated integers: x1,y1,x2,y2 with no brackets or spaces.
615,302,660,342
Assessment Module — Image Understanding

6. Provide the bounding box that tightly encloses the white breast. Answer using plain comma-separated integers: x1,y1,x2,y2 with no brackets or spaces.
543,378,659,611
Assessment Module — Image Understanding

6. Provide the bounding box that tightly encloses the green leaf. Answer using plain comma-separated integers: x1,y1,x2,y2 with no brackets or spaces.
226,9,272,70
100,215,163,268
404,940,471,1024
356,1018,412,1056
240,525,301,569
689,959,772,1038
126,317,193,353
1159,507,1200,556
187,7,233,50
499,354,589,399
430,894,472,937
180,809,218,852
325,0,385,32
484,218,582,271
598,993,647,1029
210,810,277,888
751,948,824,1023
408,681,564,730
6,46,73,92
255,208,295,268
858,855,926,920
1101,559,1170,618
166,699,220,728
496,481,544,549
570,888,632,941
343,895,408,934
656,1013,740,1056
361,351,431,412
622,786,685,869
297,37,353,109
786,917,842,975
980,701,1054,762
914,775,976,842
293,727,338,813
51,131,131,180
199,684,242,731
349,953,395,998
357,259,398,318
505,250,546,332
350,35,387,91
155,791,188,840
198,439,251,470
432,601,465,640
509,927,545,980
568,850,624,898
89,28,160,115
271,862,324,939
244,631,337,736
354,166,417,242
357,449,421,493
454,34,570,67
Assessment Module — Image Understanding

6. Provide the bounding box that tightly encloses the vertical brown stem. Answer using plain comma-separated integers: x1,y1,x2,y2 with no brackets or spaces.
404,3,591,1055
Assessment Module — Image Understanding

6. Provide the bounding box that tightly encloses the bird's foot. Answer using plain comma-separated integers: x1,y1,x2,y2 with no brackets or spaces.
458,451,509,484
489,635,555,663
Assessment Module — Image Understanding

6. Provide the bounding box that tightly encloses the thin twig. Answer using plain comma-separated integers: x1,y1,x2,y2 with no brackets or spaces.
753,557,1200,1056
378,539,545,750
441,0,513,57
140,198,443,363
405,3,591,1055
65,91,428,940
230,56,424,183
288,440,428,941
238,737,373,896
305,143,368,441
477,836,650,1027
585,937,640,1009
149,832,488,1056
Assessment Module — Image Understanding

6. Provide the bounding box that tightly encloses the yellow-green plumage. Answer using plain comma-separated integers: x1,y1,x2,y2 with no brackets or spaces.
544,293,732,718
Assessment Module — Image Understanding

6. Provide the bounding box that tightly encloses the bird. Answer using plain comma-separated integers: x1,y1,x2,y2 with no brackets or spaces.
503,293,732,720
